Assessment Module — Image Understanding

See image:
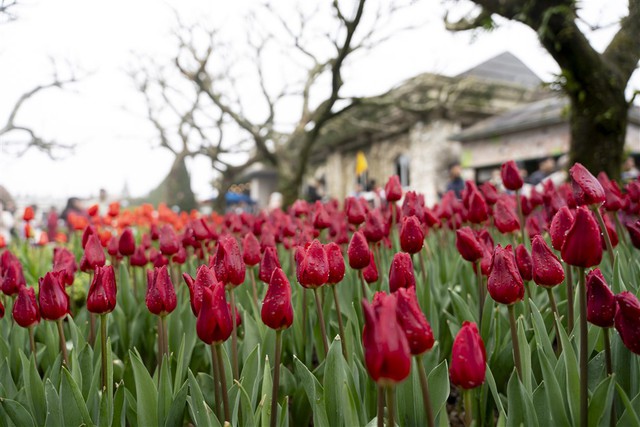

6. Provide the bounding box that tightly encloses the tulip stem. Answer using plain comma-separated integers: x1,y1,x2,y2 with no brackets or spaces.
565,264,574,334
359,270,367,298
313,287,329,356
613,213,627,246
157,316,164,370
416,355,435,427
56,318,69,366
463,389,473,427
386,385,396,427
592,207,615,267
331,285,348,362
210,344,222,419
249,267,259,310
89,271,95,346
229,288,239,380
546,288,563,354
507,304,522,380
28,325,36,355
128,261,138,302
161,314,169,359
270,330,283,427
579,267,588,427
603,327,612,376
377,385,385,427
475,261,484,326
215,343,231,423
515,189,527,247
101,314,108,390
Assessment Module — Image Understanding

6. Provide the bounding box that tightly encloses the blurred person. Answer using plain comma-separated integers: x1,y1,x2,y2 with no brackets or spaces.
542,154,569,188
445,162,464,199
527,157,556,186
60,197,86,229
0,201,15,244
267,192,283,213
622,156,639,182
97,188,109,216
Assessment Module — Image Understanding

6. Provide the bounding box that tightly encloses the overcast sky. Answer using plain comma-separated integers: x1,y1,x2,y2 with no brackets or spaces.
0,0,636,205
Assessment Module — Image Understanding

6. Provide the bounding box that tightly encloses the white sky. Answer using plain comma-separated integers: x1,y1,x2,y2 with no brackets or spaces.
0,0,637,205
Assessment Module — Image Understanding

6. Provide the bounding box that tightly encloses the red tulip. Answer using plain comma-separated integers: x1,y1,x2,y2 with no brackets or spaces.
118,228,136,256
549,206,574,251
493,198,520,234
487,244,524,305
570,163,605,206
600,212,618,249
400,216,424,254
291,200,309,217
480,182,499,205
1,252,26,295
363,209,385,243
627,220,640,250
500,160,523,191
51,247,77,288
389,252,415,293
347,231,370,269
597,172,624,211
192,218,213,241
363,251,379,283
38,272,69,320
312,201,331,230
107,236,119,257
146,265,177,316
449,321,486,389
183,265,216,316
296,240,329,288
455,227,484,263
242,232,261,266
13,286,40,328
81,225,97,249
212,235,246,287
467,189,489,224
385,175,403,202
130,245,148,267
586,269,615,328
614,292,640,354
362,293,411,383
261,268,294,330
259,246,281,284
345,197,366,225
395,287,434,355
80,234,106,272
159,224,180,256
325,242,345,285
87,265,117,314
23,206,34,222
531,235,565,287
196,282,232,344
561,207,602,268
515,244,533,282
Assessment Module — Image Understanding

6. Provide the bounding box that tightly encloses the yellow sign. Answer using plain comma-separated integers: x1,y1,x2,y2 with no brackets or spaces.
355,151,368,175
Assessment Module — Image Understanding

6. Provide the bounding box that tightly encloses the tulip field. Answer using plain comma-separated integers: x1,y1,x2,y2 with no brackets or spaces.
1,162,640,427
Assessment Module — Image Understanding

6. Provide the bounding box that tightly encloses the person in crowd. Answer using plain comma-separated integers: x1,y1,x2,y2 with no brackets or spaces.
445,162,465,199
527,157,556,186
60,197,85,229
622,156,640,182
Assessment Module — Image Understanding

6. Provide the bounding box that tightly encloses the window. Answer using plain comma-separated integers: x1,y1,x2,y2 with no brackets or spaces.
395,154,410,187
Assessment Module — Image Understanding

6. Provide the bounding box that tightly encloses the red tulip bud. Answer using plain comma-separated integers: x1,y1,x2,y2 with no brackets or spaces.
515,244,533,282
455,227,484,263
467,189,489,224
297,240,329,288
38,272,69,320
80,234,106,272
570,163,605,206
183,265,216,316
145,265,177,316
159,224,179,256
363,209,385,243
118,228,136,256
130,245,148,267
362,293,411,383
107,236,119,257
586,269,615,328
87,265,117,314
192,218,213,241
487,244,524,305
259,246,281,283
363,251,379,283
242,232,261,266
531,235,564,287
345,197,366,225
325,242,345,285
549,206,574,251
597,172,624,211
348,231,370,269
385,175,403,202
81,225,97,249
395,286,434,355
480,182,499,205
500,160,523,191
312,201,331,230
614,292,640,354
561,207,602,268
13,286,40,328
400,216,424,254
493,198,520,234
1,252,26,296
52,247,77,287
261,268,294,330
172,246,187,264
389,252,415,293
449,321,486,389
213,235,246,287
23,206,34,222
196,282,232,344
626,220,640,250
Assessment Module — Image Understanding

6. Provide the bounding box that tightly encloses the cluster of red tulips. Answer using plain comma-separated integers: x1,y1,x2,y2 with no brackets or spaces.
0,160,639,426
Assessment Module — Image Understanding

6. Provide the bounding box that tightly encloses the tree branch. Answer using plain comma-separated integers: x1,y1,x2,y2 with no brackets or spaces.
603,0,640,82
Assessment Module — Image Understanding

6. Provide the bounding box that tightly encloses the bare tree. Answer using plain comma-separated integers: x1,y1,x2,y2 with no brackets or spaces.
446,0,640,180
0,0,18,22
135,0,419,206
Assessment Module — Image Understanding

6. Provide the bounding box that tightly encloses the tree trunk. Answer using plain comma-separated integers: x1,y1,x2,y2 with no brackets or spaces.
213,174,234,214
568,90,628,180
148,152,197,211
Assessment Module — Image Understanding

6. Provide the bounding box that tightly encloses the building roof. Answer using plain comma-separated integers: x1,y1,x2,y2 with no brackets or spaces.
452,96,640,142
457,52,542,89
